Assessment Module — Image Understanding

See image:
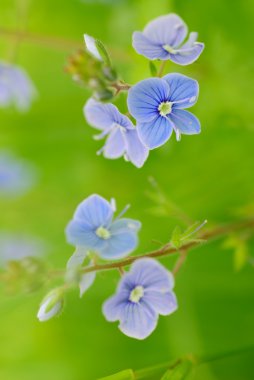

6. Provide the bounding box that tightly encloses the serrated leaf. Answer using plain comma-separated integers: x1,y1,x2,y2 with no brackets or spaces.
149,61,157,76
161,359,193,380
98,369,135,380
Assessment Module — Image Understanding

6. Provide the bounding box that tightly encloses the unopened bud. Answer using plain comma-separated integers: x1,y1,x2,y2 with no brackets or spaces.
37,288,64,322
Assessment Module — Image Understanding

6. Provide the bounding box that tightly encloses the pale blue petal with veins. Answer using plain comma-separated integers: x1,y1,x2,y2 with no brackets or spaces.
103,258,178,340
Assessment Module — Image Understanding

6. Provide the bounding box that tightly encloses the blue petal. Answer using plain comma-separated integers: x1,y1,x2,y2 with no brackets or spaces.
137,116,173,149
168,43,204,65
99,231,138,260
84,99,133,131
73,194,114,228
79,266,96,297
163,73,199,109
103,128,126,159
66,246,87,269
110,218,141,233
132,32,169,60
119,302,158,340
65,219,106,249
143,14,187,47
170,109,201,135
127,78,170,123
130,258,175,291
124,129,149,168
103,292,129,322
144,290,178,316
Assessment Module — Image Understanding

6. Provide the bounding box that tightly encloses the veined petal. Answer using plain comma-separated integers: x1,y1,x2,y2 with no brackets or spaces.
65,219,106,249
130,258,175,291
110,218,141,234
124,129,149,168
169,42,204,65
137,116,173,149
84,98,133,131
143,14,187,47
163,73,199,108
103,292,129,322
103,128,126,159
119,302,158,340
99,231,138,260
170,109,201,135
73,194,114,228
132,32,169,60
181,32,198,48
127,78,170,123
144,290,178,316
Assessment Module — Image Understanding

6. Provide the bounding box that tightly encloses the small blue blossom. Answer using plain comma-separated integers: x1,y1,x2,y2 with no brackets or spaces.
132,13,204,65
103,258,177,340
84,98,149,167
0,62,37,111
0,151,37,197
127,74,201,149
66,194,141,260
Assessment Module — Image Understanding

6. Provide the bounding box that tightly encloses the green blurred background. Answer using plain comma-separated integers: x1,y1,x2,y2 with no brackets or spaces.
0,0,254,379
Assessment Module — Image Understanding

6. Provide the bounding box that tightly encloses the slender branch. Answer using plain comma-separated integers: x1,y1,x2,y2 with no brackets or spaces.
78,218,254,276
110,81,131,94
157,61,167,77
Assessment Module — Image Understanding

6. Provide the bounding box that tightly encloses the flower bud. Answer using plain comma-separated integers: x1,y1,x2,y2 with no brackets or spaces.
37,288,64,322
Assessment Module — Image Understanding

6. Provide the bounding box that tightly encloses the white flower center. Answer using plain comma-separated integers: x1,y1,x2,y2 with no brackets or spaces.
158,101,172,116
95,226,111,239
163,44,177,54
129,285,144,303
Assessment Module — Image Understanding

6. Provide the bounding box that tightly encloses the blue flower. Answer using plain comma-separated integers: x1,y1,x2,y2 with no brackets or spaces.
84,99,149,168
0,62,37,111
127,74,201,149
132,13,204,65
103,258,177,340
66,194,141,260
0,151,37,197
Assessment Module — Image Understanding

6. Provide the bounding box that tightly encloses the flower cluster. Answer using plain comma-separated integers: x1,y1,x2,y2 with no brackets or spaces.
38,193,178,340
80,13,204,167
37,13,205,340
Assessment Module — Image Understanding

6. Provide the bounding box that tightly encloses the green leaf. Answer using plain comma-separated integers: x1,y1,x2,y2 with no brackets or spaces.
95,39,111,66
98,369,135,380
161,359,193,380
222,235,249,271
170,226,183,249
149,61,157,76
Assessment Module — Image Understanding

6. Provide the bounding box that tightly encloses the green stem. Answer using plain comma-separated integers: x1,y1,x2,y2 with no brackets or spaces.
157,61,167,77
78,218,254,276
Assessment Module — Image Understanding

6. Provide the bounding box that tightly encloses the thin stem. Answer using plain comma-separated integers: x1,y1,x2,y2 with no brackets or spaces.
78,218,254,276
110,81,131,94
172,250,188,275
157,61,167,77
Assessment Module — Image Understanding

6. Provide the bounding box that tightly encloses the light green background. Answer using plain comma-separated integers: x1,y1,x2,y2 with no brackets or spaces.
0,0,254,379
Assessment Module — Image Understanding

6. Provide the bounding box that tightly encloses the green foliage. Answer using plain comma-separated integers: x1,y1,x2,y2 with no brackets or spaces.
98,369,135,380
222,235,249,271
170,221,207,250
149,61,157,76
161,359,193,380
